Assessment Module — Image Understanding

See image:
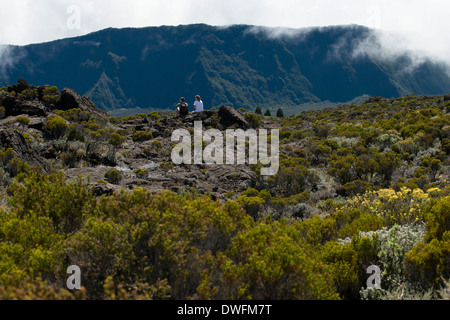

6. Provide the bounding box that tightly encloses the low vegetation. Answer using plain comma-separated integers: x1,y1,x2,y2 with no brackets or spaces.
1,85,450,300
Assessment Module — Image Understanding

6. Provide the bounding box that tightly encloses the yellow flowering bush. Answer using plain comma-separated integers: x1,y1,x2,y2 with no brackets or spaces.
427,188,443,198
345,187,436,226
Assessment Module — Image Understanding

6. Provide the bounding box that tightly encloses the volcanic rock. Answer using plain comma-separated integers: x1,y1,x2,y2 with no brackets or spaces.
218,105,249,129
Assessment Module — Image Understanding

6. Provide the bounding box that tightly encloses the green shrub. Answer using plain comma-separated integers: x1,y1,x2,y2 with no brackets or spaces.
148,111,161,121
199,221,340,300
442,138,450,155
67,128,86,142
42,86,60,105
0,276,86,300
320,241,359,299
322,236,379,299
56,108,90,123
151,140,163,151
328,154,357,185
295,215,337,246
0,148,14,166
46,116,69,138
237,195,265,218
244,113,262,128
22,133,33,144
18,88,38,100
16,116,30,132
108,132,125,150
343,180,371,196
104,168,122,185
85,118,101,131
356,223,427,299
109,116,120,125
135,169,149,179
268,165,319,196
0,209,66,286
5,158,31,177
423,196,450,242
67,189,251,299
404,197,450,288
7,171,95,234
405,236,450,288
336,212,385,240
132,130,153,142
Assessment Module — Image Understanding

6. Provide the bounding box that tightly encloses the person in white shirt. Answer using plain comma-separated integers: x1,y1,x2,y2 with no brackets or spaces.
193,95,204,113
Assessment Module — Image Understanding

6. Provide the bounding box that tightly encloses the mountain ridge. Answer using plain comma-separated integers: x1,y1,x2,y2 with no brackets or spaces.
1,24,449,112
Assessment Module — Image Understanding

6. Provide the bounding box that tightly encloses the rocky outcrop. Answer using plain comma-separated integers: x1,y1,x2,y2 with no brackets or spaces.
0,129,50,172
57,88,84,110
0,80,260,201
58,88,109,118
175,108,248,130
2,96,48,118
218,105,249,129
6,78,32,95
1,79,109,120
2,79,50,118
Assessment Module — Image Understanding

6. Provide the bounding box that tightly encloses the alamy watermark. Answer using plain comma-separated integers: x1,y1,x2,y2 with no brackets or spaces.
67,5,81,30
366,5,382,29
171,121,280,176
66,265,81,290
366,265,382,289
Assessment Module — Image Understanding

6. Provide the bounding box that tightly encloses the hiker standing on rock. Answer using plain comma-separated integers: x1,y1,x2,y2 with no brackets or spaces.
193,95,204,113
176,97,189,117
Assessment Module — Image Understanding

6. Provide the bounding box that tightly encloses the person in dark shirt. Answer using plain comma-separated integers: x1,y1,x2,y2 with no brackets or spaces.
176,97,189,117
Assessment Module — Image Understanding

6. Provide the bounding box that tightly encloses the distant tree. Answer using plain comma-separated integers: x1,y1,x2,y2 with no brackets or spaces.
276,108,284,118
264,109,272,117
255,106,262,115
239,107,246,114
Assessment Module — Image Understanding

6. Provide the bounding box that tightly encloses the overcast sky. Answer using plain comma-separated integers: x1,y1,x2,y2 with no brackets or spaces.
0,0,449,64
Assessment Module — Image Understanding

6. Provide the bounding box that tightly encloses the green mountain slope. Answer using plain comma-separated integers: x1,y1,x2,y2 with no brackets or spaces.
1,24,449,112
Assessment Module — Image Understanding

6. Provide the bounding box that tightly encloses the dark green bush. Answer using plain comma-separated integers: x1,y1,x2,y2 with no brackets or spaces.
104,168,122,184
244,113,262,128
198,221,340,300
7,171,94,234
132,130,153,142
46,116,69,138
276,108,284,118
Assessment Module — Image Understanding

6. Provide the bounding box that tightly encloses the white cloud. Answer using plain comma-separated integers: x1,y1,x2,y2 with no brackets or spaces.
0,0,449,65
0,45,26,74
